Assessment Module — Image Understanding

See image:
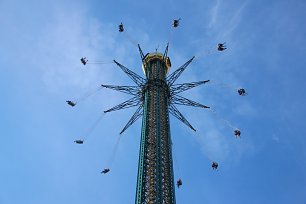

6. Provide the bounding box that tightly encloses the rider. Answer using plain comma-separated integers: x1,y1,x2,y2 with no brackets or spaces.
119,22,124,32
80,57,88,65
217,43,227,51
173,18,181,28
238,88,246,96
66,100,76,107
74,140,84,144
101,168,110,174
234,129,241,138
176,179,182,188
212,161,218,170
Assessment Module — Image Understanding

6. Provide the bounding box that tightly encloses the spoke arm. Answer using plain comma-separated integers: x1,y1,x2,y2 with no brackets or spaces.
162,42,169,61
138,44,146,61
101,84,140,96
170,80,210,95
113,60,145,86
166,56,195,86
171,95,210,108
138,44,151,77
168,104,196,132
120,105,143,134
104,97,141,113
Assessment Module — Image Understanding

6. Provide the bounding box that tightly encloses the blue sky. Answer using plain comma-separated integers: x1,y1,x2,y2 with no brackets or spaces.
1,0,306,203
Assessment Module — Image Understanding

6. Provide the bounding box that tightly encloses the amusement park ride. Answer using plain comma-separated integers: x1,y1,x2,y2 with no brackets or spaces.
67,18,247,204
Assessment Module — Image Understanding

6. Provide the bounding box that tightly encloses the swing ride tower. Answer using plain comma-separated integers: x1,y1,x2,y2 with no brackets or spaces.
100,44,211,204
135,52,175,203
69,19,245,204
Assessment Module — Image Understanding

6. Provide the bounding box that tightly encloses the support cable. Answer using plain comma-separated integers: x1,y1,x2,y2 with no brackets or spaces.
209,108,237,130
107,134,124,167
86,60,115,65
194,47,215,60
71,86,102,105
79,112,106,142
124,31,138,47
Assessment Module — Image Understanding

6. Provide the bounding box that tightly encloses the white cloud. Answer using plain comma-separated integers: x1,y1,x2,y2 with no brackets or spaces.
208,0,220,29
197,128,230,161
219,0,250,40
35,8,118,91
272,134,280,143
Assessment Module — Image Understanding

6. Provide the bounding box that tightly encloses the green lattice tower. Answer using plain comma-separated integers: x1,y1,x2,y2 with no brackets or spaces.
135,53,176,204
102,45,204,203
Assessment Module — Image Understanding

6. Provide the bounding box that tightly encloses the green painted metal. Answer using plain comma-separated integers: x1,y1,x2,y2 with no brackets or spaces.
135,90,148,203
103,46,203,204
135,57,175,204
167,108,176,203
156,60,162,203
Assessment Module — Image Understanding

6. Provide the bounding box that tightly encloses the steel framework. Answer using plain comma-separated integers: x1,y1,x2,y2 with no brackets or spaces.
102,44,210,204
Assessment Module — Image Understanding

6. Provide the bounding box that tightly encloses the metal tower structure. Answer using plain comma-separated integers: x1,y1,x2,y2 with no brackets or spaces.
101,44,210,204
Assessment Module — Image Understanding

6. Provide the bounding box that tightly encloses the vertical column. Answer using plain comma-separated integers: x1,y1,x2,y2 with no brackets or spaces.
136,56,175,204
